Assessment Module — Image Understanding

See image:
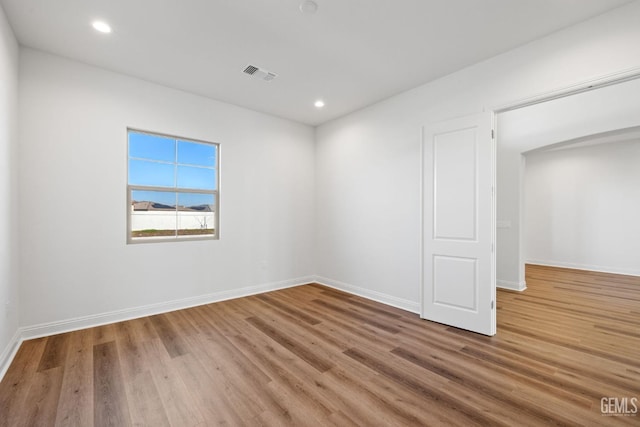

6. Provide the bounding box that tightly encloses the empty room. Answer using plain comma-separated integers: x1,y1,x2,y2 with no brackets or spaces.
1,1,639,426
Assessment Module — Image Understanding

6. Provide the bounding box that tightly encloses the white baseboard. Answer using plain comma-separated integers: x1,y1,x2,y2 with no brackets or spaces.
0,275,314,382
0,328,23,382
526,260,640,277
313,276,421,314
497,279,527,291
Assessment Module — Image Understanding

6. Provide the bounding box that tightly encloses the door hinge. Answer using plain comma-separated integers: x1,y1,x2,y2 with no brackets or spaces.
491,129,495,139
491,243,494,252
491,300,495,310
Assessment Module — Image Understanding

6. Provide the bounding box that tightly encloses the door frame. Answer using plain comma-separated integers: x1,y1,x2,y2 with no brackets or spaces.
419,66,640,336
492,67,640,295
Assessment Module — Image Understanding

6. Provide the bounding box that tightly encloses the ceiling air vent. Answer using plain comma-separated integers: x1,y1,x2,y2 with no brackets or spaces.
243,64,278,82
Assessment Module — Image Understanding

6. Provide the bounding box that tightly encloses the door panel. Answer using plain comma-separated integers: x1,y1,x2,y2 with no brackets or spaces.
422,113,496,336
433,128,478,240
433,255,477,311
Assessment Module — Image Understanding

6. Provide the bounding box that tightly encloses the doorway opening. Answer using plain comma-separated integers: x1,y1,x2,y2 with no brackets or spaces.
495,75,640,293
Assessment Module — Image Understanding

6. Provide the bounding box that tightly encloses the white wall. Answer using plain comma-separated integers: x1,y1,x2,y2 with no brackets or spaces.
18,49,316,330
524,140,640,276
0,4,19,372
497,77,640,289
315,1,640,311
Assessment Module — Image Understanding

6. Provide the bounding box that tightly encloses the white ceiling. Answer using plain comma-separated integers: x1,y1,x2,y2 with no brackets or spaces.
499,76,640,153
1,0,634,126
534,126,640,153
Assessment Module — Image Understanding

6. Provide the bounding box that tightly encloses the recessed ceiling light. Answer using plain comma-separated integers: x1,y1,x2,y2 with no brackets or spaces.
300,0,319,14
314,100,325,108
92,21,112,34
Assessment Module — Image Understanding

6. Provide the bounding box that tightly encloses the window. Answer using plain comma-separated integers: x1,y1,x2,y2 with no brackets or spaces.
127,129,219,243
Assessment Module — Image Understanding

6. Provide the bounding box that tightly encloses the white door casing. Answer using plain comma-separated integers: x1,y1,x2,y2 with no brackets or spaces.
422,112,496,336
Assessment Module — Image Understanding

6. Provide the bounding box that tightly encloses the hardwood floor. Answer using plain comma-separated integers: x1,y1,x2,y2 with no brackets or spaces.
1,264,639,426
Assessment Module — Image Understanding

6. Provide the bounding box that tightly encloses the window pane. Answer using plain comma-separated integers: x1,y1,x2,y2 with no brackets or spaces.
130,190,177,238
128,159,175,187
177,165,216,190
178,140,216,167
127,129,219,243
177,193,216,237
129,132,175,162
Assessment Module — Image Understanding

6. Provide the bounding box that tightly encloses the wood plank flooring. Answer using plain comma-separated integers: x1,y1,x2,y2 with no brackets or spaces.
1,264,639,426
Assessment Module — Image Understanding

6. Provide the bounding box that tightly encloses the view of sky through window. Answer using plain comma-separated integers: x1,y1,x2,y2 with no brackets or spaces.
128,131,217,207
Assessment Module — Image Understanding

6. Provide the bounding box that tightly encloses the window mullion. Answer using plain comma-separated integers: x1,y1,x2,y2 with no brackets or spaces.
129,185,216,195
174,138,178,189
175,191,179,238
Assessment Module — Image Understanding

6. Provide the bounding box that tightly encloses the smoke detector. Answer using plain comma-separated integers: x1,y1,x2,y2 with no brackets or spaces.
243,64,278,82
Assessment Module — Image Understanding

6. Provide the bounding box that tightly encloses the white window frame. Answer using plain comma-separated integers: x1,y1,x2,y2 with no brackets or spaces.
126,128,220,244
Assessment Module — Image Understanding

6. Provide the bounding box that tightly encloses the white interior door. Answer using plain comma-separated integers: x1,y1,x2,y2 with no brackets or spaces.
422,113,496,336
